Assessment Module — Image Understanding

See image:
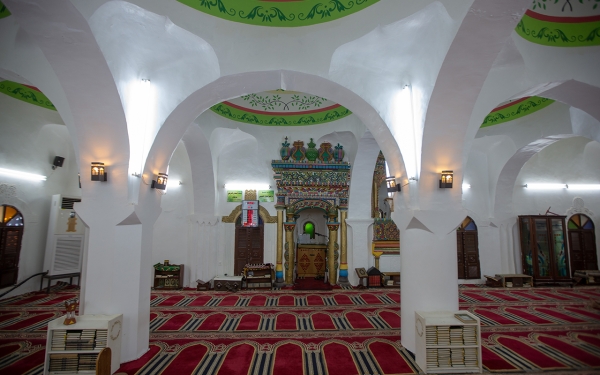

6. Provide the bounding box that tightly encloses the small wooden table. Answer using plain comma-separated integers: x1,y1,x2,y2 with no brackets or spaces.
495,274,533,287
355,268,368,289
213,276,243,292
382,272,400,288
39,272,80,293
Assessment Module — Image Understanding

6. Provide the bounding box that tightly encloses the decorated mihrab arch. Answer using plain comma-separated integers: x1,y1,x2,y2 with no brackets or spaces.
271,137,351,287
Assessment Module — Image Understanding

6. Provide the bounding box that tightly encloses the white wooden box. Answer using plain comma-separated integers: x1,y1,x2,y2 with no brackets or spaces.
44,314,122,374
415,311,482,374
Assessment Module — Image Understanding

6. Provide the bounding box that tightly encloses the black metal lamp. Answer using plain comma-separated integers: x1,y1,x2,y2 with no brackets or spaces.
91,162,107,181
439,170,453,188
151,173,168,190
386,176,400,197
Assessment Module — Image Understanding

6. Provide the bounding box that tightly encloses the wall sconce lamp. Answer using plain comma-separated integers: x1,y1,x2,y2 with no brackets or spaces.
439,170,453,188
91,162,107,181
386,176,401,197
151,173,168,190
52,156,65,170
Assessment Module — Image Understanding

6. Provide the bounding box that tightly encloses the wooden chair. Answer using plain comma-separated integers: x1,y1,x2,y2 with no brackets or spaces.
96,347,111,375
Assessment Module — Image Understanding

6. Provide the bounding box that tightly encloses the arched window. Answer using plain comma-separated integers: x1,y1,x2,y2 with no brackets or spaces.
304,221,315,239
456,217,481,279
568,214,597,274
0,205,24,287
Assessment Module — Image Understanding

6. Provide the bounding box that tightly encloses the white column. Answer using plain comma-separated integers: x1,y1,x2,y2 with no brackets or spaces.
400,220,460,353
345,218,373,286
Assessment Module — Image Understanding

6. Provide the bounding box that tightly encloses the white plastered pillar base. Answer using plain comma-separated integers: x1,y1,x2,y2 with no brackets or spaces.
400,228,459,353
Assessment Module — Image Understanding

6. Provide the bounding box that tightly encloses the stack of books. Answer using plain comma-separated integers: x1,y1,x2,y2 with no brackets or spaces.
437,348,451,367
464,347,479,367
51,330,67,351
425,326,437,345
426,348,438,369
451,348,465,367
450,326,463,345
437,326,450,345
463,326,478,345
48,353,78,372
78,353,98,371
95,330,108,348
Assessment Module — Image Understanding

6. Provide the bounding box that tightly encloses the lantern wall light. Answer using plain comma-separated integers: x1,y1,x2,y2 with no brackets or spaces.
151,173,168,190
386,176,401,197
91,162,107,182
439,170,453,188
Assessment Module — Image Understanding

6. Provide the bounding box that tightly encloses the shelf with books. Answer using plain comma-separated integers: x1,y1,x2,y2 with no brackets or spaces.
44,314,122,375
415,311,482,374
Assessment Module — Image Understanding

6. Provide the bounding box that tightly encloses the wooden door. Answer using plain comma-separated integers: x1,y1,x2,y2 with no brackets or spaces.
0,206,24,288
234,226,264,276
568,214,597,274
297,245,326,277
457,217,481,280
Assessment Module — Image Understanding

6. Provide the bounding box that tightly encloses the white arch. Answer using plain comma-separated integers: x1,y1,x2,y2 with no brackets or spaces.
419,0,529,211
493,134,581,222
182,126,215,217
143,70,407,202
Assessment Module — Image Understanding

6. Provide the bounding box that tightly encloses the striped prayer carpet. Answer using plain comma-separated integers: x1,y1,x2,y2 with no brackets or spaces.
0,283,599,374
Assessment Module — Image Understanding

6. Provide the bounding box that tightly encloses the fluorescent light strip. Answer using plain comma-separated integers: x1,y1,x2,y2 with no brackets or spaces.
0,167,47,181
224,183,270,191
524,183,566,190
462,183,471,190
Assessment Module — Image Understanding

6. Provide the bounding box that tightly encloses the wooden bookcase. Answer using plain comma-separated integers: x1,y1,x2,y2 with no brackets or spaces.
244,264,273,290
518,215,570,285
415,311,482,374
44,314,122,375
381,272,400,288
153,264,184,290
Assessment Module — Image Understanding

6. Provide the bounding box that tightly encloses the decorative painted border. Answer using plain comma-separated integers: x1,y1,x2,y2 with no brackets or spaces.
515,9,600,47
210,102,352,126
0,80,56,111
177,0,378,27
480,96,555,128
0,1,10,19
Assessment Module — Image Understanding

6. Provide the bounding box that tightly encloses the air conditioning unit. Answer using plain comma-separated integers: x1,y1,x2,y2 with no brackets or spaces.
43,194,85,276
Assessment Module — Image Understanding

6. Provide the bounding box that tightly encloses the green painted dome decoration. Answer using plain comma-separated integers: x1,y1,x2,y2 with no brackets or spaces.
480,96,554,128
516,1,600,47
0,2,10,19
0,80,56,111
210,91,353,126
177,0,378,27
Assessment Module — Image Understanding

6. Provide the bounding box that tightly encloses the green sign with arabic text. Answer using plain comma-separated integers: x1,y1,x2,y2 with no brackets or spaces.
227,190,243,202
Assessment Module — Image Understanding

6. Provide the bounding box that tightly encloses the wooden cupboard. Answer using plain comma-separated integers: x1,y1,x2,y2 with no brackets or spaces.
518,215,570,284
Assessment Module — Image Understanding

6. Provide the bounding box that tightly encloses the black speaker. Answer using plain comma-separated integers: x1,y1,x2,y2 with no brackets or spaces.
52,156,65,170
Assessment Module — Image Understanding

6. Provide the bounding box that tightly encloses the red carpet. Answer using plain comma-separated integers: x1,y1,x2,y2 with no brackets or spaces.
292,277,333,290
1,283,600,374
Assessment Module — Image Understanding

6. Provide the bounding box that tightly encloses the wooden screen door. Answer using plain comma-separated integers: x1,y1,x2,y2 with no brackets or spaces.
568,214,597,274
0,205,24,288
457,217,481,279
234,224,264,276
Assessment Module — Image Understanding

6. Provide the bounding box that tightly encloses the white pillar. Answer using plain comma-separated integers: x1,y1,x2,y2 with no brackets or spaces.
346,218,373,285
400,228,459,353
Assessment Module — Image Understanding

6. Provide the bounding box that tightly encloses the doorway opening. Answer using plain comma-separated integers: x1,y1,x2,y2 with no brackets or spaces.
0,205,24,288
568,214,597,274
457,217,481,279
234,216,264,276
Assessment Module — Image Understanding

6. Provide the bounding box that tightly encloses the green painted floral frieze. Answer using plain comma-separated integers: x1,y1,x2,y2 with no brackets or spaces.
0,80,56,111
0,1,11,19
480,96,554,128
210,102,352,126
516,11,600,46
242,93,326,111
177,0,378,27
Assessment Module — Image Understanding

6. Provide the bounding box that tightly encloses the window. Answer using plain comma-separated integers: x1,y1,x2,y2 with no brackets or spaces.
304,221,315,239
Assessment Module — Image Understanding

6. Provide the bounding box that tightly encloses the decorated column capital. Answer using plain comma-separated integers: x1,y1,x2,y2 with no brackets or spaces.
284,223,296,232
327,223,339,231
